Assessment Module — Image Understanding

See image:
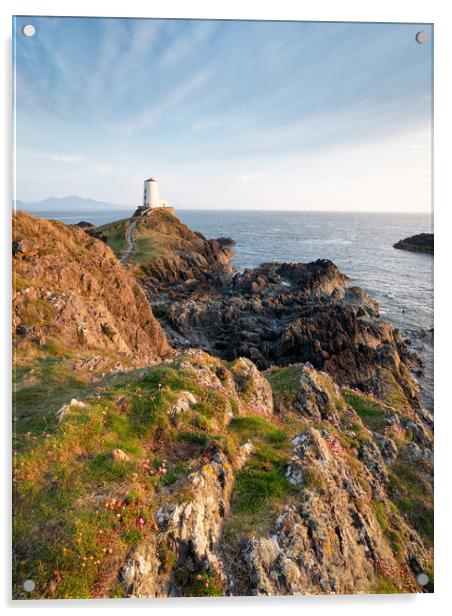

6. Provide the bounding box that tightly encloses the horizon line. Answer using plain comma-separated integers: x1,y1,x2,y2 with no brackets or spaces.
17,206,433,216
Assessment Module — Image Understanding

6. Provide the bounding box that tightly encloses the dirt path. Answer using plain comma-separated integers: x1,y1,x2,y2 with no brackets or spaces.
121,218,138,262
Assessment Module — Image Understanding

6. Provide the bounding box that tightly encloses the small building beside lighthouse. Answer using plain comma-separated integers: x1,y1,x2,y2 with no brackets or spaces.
134,177,174,217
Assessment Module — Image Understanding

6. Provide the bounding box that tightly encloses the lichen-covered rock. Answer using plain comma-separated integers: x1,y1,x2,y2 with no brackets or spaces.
122,443,254,598
229,357,274,416
374,434,398,465
293,364,343,426
56,398,87,422
237,427,428,596
358,439,388,484
167,391,197,424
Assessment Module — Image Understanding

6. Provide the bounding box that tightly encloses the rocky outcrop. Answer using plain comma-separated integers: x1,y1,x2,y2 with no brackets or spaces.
394,233,433,254
149,259,420,405
239,426,427,596
121,209,234,291
13,211,172,368
122,443,254,598
116,357,432,598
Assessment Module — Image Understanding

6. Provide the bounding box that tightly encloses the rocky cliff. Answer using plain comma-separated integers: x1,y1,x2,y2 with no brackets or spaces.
13,211,172,371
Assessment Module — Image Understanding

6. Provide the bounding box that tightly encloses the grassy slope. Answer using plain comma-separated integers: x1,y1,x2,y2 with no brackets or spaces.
13,355,433,598
13,355,304,599
96,218,130,256
98,213,179,264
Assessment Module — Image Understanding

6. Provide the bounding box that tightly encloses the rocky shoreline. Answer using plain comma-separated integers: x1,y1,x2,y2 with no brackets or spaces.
127,212,425,414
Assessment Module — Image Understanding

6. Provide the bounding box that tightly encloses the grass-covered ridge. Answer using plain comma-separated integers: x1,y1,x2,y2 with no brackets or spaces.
96,218,130,255
99,211,189,265
13,353,305,599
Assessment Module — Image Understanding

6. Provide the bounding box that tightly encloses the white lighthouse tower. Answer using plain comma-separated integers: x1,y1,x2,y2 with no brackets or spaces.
143,177,161,208
134,177,174,217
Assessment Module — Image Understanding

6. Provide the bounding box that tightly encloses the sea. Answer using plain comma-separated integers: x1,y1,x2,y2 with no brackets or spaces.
28,209,434,409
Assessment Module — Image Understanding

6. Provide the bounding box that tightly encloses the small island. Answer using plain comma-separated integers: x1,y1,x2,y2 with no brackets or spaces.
394,233,433,254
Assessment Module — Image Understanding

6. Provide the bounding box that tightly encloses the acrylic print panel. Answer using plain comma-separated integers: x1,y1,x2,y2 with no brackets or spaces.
12,16,433,599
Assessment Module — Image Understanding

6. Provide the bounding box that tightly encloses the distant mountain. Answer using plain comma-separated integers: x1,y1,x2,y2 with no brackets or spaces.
14,195,131,212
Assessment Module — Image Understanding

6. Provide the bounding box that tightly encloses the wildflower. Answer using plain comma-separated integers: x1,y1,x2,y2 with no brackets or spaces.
137,517,145,530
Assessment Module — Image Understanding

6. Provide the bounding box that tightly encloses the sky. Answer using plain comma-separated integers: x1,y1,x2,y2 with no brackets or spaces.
13,17,433,211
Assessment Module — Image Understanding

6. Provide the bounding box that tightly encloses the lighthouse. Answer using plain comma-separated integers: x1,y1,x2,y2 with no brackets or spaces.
143,177,161,208
134,177,174,217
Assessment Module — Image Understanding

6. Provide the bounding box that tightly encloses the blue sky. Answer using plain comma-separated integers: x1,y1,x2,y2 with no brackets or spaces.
14,17,432,211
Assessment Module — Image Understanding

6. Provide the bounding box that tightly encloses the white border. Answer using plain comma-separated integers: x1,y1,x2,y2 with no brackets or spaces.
1,1,451,614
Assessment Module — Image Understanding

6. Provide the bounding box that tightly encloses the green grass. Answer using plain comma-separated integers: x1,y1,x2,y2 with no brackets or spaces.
232,464,294,515
229,416,294,521
374,575,403,594
12,357,258,598
229,416,286,444
128,235,164,263
384,372,414,416
265,366,302,397
97,218,129,256
187,572,223,597
13,363,194,598
342,389,387,431
372,501,404,555
13,356,90,440
388,459,433,546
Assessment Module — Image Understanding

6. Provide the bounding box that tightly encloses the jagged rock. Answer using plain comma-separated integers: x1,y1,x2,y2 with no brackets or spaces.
236,427,427,595
146,255,421,405
167,391,198,424
293,364,343,426
374,434,398,465
111,448,129,462
229,357,274,416
56,398,87,422
405,441,433,464
358,439,388,484
122,443,254,598
74,221,96,231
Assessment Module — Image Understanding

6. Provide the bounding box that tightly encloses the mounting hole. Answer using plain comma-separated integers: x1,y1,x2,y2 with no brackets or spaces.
21,24,36,38
415,31,428,44
416,573,429,586
23,579,35,592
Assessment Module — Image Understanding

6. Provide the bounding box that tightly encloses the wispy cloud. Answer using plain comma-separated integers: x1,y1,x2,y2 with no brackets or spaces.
241,164,287,183
27,151,112,176
34,153,84,163
122,67,212,133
